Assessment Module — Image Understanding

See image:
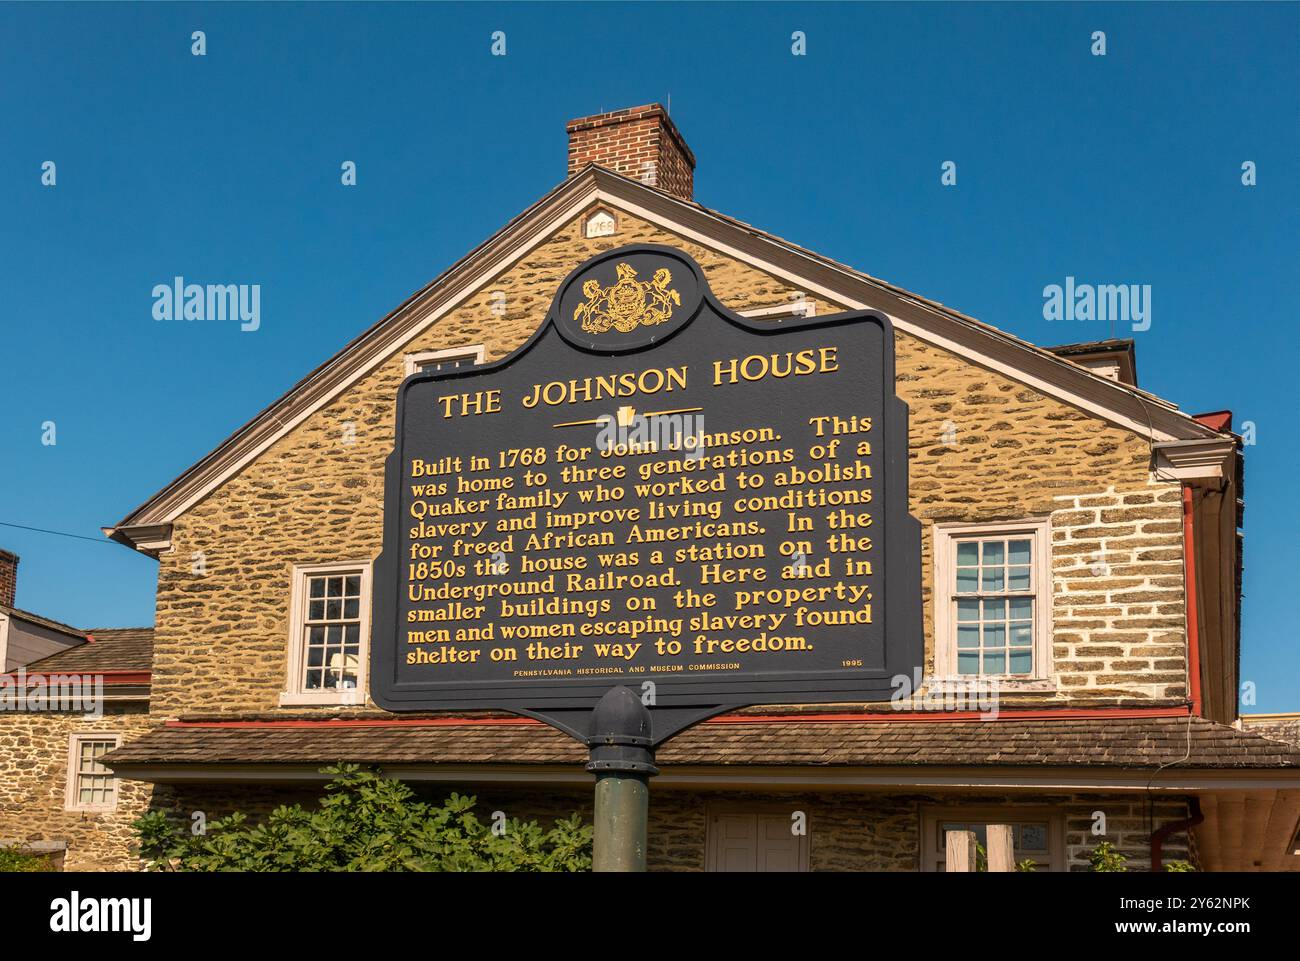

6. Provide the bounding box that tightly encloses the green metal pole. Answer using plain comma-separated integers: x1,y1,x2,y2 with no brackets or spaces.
587,686,657,873
593,772,649,871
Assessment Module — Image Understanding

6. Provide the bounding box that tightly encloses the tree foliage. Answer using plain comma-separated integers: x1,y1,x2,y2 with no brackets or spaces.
135,764,592,872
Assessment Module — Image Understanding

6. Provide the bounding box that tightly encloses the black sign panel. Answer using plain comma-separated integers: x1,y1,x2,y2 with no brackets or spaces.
371,245,922,742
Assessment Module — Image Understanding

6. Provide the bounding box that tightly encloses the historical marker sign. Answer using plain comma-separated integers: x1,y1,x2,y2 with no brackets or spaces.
371,244,922,742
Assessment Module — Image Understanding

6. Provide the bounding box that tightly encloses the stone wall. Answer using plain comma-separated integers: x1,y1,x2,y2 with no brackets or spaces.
0,705,154,870
150,781,1193,872
149,209,1189,716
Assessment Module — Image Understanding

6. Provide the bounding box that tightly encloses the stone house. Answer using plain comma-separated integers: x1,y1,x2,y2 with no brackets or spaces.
4,104,1299,872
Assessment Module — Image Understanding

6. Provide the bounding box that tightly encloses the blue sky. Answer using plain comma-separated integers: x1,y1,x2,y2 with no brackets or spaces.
1,3,1295,710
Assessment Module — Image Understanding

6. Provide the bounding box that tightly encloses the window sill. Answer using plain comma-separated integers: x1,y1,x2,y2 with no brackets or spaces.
279,690,367,708
926,676,1057,694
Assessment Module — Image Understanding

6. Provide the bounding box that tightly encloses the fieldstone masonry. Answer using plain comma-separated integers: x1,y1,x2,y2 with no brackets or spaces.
0,706,154,870
150,208,1189,717
1050,487,1188,699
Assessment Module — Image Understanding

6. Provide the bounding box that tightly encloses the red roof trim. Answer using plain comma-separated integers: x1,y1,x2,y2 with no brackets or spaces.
1,671,151,685
166,705,1191,730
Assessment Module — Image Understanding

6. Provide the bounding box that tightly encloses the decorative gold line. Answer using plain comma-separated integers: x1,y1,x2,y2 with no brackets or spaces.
645,407,704,418
552,407,704,429
552,418,603,428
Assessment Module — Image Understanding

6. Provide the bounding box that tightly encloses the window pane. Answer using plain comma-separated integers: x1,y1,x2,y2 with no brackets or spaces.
957,599,980,622
983,652,1006,673
983,623,1005,647
1009,650,1033,674
1010,622,1033,647
981,541,1004,566
327,577,343,598
308,600,325,620
1008,566,1031,591
982,599,1005,620
956,542,979,565
1008,539,1032,565
957,652,979,674
955,568,978,593
1020,824,1048,850
1009,597,1033,621
343,598,359,619
957,625,979,649
345,575,361,596
981,566,1004,591
309,578,326,599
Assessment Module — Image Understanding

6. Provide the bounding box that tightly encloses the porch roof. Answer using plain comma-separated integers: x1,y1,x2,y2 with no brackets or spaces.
104,713,1300,773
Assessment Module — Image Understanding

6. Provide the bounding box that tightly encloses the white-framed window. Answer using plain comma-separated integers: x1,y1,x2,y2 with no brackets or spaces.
403,345,485,377
281,561,372,706
64,733,122,813
921,807,1064,872
932,519,1053,684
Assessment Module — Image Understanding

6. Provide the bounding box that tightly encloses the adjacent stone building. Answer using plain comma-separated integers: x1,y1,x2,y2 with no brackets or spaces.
3,104,1297,872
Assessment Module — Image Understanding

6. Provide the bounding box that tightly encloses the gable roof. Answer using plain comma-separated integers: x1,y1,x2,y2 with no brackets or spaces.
22,627,154,673
0,603,86,642
105,166,1227,555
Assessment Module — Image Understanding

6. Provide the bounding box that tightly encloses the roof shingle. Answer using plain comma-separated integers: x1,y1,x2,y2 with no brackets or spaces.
103,715,1300,771
23,627,153,673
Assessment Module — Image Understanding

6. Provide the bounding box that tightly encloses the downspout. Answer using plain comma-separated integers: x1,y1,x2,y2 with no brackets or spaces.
1182,486,1203,717
1150,796,1204,871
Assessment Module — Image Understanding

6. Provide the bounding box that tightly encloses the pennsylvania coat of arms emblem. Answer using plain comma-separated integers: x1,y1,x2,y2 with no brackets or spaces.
573,262,682,334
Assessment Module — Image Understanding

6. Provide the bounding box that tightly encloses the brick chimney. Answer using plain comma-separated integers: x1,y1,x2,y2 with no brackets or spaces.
566,104,696,201
0,549,17,609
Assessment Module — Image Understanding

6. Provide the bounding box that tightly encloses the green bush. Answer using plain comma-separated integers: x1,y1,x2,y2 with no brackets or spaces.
0,846,54,872
135,763,592,872
1087,840,1129,872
